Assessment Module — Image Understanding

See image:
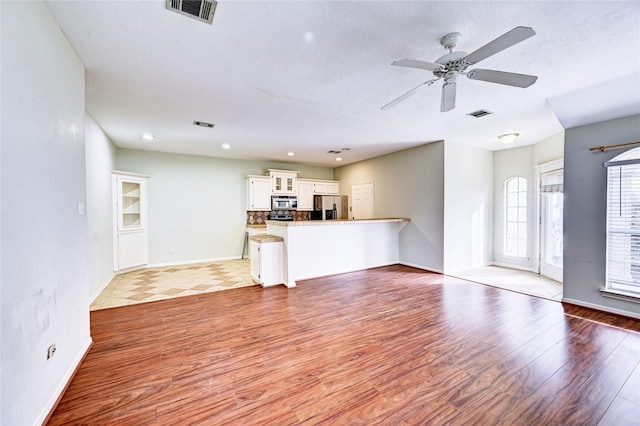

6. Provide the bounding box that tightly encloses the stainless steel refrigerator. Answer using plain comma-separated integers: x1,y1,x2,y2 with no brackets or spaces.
313,195,348,220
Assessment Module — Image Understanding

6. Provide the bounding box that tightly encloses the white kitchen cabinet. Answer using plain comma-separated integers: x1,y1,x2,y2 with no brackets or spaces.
249,235,284,287
113,172,148,272
246,176,271,210
313,180,340,195
268,169,299,195
246,226,267,260
297,180,314,210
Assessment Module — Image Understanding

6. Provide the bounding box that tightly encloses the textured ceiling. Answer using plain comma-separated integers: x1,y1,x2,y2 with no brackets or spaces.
46,1,640,167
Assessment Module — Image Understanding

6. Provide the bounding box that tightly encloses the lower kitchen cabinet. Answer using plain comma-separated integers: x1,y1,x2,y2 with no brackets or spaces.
249,234,284,287
246,226,267,260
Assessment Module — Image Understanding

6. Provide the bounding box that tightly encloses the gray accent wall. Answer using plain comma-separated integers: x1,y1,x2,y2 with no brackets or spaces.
115,149,334,265
1,2,91,424
564,114,640,317
334,142,445,272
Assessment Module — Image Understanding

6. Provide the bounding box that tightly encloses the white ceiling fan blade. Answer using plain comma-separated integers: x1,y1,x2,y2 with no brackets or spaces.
467,69,538,88
464,26,535,65
441,81,456,112
381,79,439,111
391,58,443,71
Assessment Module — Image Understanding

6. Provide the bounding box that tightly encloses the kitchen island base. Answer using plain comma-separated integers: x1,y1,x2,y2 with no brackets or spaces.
266,218,409,288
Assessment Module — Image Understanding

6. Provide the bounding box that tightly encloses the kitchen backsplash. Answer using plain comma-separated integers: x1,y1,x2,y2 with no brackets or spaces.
293,211,310,221
246,210,309,224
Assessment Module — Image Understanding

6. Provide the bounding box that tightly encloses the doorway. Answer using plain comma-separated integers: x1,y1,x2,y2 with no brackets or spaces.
538,162,564,283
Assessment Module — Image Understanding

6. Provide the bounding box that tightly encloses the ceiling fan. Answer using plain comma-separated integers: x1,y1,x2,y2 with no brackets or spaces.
382,26,538,113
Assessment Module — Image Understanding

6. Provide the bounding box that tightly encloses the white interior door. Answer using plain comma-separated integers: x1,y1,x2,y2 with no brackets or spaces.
352,182,374,219
539,170,563,282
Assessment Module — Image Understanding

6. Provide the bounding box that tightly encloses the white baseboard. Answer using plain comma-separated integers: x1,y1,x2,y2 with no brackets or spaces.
492,261,537,273
147,255,243,268
399,261,444,274
37,336,93,425
90,273,115,304
561,297,640,320
114,264,146,275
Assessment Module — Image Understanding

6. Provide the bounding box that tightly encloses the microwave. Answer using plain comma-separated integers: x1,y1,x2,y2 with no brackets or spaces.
272,195,297,210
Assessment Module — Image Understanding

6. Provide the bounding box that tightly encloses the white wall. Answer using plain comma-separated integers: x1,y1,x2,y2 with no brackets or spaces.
534,131,565,165
443,141,493,274
564,115,640,318
115,149,334,265
334,143,445,272
492,131,564,272
85,114,117,301
492,145,536,270
1,2,92,424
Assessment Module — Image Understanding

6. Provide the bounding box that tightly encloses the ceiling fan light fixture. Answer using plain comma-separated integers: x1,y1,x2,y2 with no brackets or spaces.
142,133,155,141
498,133,520,144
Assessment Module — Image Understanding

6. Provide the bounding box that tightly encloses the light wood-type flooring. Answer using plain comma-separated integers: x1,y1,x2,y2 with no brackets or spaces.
49,265,640,425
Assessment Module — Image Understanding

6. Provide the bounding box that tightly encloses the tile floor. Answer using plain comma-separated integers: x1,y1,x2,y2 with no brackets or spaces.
453,265,563,301
91,259,256,310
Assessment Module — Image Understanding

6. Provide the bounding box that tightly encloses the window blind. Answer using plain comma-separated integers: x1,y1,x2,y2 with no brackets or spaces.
541,172,563,193
606,160,640,295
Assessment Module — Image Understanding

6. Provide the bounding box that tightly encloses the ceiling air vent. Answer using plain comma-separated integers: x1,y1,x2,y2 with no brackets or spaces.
193,120,215,128
166,0,217,25
466,109,493,118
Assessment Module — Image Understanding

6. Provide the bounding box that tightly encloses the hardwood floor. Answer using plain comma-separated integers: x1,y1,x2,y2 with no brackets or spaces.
48,265,640,425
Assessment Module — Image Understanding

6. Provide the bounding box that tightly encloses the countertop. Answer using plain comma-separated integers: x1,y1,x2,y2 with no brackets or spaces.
249,234,284,243
265,218,410,227
246,224,267,228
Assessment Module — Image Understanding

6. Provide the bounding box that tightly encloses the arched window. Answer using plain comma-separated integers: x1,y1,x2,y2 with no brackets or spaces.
504,176,527,258
606,146,640,297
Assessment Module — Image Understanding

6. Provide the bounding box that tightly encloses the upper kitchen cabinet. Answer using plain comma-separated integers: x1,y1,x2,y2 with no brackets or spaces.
246,176,271,210
268,169,300,195
313,180,340,195
297,179,314,211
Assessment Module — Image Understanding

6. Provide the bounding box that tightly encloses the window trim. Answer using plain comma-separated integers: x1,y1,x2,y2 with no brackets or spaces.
604,147,640,301
504,176,528,259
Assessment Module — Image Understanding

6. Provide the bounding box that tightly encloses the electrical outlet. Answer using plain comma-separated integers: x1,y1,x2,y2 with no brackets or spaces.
47,343,56,360
169,247,175,254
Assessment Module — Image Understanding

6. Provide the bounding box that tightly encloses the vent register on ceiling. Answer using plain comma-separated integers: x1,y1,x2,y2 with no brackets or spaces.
166,0,217,24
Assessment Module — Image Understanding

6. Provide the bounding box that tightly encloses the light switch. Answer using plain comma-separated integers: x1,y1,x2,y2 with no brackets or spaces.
78,202,85,215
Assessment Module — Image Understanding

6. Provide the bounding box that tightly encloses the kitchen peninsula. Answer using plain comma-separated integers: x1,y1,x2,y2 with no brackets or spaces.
266,218,410,287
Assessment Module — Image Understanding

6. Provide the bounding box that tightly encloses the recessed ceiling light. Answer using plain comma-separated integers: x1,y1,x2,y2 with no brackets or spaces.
222,143,231,149
336,157,343,162
142,133,155,141
287,152,295,156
